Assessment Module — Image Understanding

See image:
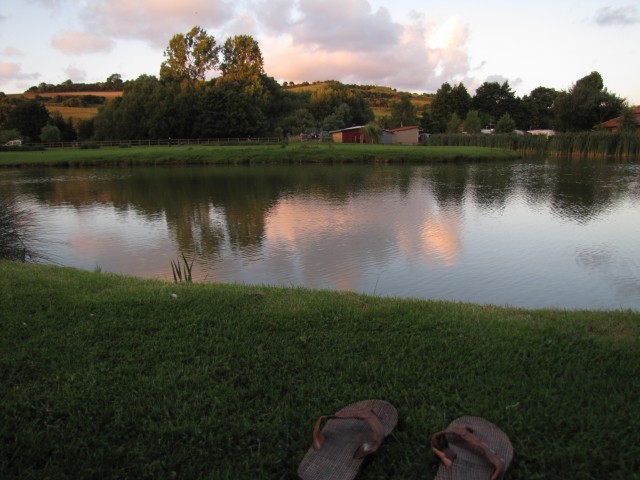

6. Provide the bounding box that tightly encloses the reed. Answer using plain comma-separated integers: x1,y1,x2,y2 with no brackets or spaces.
170,252,194,283
0,195,30,262
426,131,640,159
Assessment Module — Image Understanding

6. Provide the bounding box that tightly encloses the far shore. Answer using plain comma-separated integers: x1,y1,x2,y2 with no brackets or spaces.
0,143,520,168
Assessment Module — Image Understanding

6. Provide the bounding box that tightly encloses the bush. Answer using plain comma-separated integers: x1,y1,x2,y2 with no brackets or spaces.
40,125,62,143
495,113,516,133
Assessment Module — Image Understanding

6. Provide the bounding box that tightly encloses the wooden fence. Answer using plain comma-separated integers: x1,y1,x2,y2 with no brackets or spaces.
25,137,281,150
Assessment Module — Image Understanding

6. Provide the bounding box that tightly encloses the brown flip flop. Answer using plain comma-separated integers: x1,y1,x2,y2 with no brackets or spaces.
297,399,398,480
431,416,514,480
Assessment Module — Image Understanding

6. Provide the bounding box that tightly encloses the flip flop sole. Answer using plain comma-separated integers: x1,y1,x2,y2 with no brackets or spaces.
298,400,398,480
434,416,514,480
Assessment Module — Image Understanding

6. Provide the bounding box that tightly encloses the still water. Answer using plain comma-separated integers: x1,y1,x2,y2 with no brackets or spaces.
2,158,639,310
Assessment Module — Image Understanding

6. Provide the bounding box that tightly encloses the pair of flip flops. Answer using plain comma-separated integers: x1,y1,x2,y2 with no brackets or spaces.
298,400,514,480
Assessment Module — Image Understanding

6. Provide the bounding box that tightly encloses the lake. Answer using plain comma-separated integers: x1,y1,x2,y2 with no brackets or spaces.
2,157,639,310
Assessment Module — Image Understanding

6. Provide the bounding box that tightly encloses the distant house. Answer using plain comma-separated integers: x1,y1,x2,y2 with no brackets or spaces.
599,106,640,133
382,130,395,145
389,126,421,145
330,126,367,143
331,125,422,145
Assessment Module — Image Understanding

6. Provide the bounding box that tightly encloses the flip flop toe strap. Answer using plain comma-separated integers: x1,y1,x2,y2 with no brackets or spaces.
431,425,506,480
312,408,386,459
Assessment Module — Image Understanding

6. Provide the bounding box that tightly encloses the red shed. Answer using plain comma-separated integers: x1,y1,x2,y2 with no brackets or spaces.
330,126,366,143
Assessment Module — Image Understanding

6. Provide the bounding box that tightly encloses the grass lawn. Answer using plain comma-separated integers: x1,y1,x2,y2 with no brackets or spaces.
0,143,519,168
1,261,639,479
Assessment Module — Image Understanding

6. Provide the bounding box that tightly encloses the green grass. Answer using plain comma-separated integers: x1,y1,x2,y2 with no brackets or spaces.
0,143,519,168
1,261,639,479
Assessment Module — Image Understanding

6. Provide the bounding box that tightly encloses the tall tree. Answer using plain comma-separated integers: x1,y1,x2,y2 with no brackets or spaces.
618,105,639,133
471,81,518,127
419,109,434,133
495,113,516,133
4,99,50,141
40,125,61,143
450,83,471,119
390,93,418,127
463,110,482,134
521,87,558,130
220,35,264,85
0,92,11,127
553,71,624,131
430,82,453,133
447,113,462,134
160,26,220,82
431,82,453,133
106,73,124,90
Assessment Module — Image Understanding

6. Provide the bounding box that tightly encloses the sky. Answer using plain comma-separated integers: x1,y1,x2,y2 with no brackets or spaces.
1,0,639,104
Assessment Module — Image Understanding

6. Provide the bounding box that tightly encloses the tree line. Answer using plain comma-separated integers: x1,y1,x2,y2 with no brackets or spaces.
422,72,627,134
27,74,125,94
0,26,634,145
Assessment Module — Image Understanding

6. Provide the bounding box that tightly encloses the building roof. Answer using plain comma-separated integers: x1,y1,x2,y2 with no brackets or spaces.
600,106,640,129
389,125,421,132
329,126,365,134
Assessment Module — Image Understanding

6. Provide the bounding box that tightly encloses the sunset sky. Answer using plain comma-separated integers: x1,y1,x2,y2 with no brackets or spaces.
1,0,638,103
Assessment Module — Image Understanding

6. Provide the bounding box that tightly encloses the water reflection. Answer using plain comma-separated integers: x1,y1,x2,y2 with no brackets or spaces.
2,158,639,310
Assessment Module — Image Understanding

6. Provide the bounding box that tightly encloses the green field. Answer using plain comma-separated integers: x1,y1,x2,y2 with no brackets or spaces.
1,261,639,479
45,105,99,125
0,143,519,168
9,91,122,126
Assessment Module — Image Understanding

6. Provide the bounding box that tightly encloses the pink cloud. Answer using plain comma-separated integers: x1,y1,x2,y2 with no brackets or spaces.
51,30,114,54
82,0,235,46
262,14,472,92
0,63,21,78
257,0,401,51
0,62,38,81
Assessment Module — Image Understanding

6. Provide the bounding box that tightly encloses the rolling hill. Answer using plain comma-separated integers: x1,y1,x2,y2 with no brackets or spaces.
8,81,433,125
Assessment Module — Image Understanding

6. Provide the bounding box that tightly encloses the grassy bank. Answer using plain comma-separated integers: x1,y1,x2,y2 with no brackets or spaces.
0,143,519,168
1,261,639,479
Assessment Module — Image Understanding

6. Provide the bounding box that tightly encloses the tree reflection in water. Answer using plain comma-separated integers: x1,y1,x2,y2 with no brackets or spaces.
2,159,638,310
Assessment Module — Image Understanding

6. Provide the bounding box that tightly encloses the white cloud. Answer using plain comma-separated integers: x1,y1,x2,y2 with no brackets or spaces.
2,47,23,56
51,30,114,54
595,6,639,26
63,65,87,82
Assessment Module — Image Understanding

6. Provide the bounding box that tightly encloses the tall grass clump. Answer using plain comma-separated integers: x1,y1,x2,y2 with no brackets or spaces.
170,252,194,283
426,131,639,159
0,194,33,262
426,133,542,152
547,132,640,158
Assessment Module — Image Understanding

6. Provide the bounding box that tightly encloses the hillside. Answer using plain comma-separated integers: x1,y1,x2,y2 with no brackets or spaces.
8,91,123,126
286,81,434,119
7,80,432,125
